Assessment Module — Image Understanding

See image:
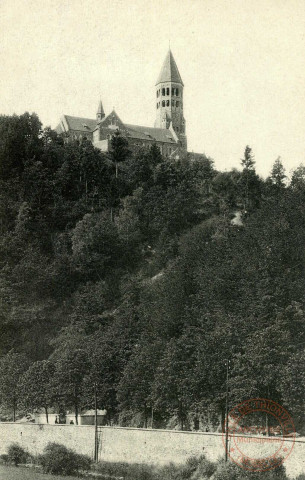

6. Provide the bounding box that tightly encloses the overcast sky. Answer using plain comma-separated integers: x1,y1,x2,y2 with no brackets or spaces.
1,0,305,177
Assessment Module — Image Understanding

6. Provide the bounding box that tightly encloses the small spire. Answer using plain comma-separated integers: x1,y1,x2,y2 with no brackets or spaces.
96,99,105,121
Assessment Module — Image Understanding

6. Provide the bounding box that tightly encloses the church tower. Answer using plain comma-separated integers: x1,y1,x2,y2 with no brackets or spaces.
154,50,187,149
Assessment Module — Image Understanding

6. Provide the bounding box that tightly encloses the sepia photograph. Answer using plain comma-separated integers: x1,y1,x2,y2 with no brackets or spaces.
1,0,305,478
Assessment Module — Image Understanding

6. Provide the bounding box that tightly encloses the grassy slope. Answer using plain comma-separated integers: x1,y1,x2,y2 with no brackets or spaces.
0,465,82,480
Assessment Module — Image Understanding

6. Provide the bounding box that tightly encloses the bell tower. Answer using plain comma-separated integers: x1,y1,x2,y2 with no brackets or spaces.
154,50,187,149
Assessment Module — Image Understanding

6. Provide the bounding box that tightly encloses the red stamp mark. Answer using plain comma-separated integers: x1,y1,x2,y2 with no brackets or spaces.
222,398,295,472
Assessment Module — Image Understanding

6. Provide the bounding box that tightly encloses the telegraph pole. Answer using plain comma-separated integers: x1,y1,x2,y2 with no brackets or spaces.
225,359,230,462
94,382,98,463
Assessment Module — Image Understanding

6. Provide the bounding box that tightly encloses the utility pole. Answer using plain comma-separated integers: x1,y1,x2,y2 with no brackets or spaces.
225,359,230,462
94,382,98,463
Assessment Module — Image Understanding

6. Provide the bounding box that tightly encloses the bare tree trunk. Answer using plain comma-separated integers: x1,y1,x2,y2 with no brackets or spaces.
45,406,49,424
75,397,79,425
144,403,148,428
179,401,184,430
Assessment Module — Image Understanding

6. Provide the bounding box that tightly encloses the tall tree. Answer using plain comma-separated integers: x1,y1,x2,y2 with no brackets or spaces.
269,156,286,189
18,360,55,423
239,146,261,212
0,351,29,421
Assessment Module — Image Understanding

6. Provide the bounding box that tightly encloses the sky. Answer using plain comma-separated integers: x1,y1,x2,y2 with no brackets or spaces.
1,0,305,177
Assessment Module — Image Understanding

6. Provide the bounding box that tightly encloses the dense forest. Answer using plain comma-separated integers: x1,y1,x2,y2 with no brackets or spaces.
0,112,305,431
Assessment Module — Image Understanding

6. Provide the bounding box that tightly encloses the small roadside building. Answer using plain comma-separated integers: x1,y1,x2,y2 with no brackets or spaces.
79,409,107,426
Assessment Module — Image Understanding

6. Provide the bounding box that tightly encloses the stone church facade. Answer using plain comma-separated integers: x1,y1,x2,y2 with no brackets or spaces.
56,50,193,160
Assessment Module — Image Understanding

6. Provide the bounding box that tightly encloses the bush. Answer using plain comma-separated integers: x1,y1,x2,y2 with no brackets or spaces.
94,461,156,480
7,443,28,466
191,455,216,479
39,442,91,476
157,457,204,480
0,454,9,464
212,458,289,480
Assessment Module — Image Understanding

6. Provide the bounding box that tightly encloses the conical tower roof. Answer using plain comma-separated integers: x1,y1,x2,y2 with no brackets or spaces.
156,50,184,86
97,100,105,116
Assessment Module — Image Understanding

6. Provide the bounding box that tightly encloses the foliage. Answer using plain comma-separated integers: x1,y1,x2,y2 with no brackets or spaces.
0,352,29,421
1,113,304,434
211,458,288,480
38,443,91,475
7,444,29,466
94,460,157,480
18,360,55,422
270,157,286,189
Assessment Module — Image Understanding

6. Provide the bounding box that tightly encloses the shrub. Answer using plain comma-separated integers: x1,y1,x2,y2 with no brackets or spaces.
158,458,202,480
212,458,289,480
7,443,28,466
94,461,156,480
0,454,9,464
39,442,91,476
191,455,216,479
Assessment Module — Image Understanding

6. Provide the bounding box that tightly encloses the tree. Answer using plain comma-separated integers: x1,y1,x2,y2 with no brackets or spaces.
269,157,286,189
152,338,195,429
117,339,164,427
110,130,131,179
239,146,261,212
290,164,305,191
52,348,90,425
279,348,305,431
241,145,255,171
18,360,55,423
71,212,121,280
0,113,42,181
115,195,142,267
0,351,29,421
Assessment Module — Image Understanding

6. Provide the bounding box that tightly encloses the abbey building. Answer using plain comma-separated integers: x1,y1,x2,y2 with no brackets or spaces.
56,50,191,159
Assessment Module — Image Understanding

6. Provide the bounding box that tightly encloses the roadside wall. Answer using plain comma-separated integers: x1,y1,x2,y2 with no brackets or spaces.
0,423,304,478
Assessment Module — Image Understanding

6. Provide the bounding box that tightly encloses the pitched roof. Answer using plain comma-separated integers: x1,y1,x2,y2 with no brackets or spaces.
63,115,97,132
55,114,177,144
156,50,184,86
125,124,176,144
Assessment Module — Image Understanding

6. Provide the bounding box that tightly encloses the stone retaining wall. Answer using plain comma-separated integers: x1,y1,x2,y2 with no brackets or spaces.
0,423,304,478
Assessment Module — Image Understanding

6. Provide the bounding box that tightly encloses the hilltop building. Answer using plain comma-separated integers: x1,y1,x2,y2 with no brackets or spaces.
56,50,192,159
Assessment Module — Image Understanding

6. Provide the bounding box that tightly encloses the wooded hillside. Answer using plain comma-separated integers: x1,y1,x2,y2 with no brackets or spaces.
0,113,304,430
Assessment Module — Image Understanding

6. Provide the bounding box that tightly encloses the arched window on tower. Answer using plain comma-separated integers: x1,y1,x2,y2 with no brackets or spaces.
176,88,179,96
172,88,175,96
166,100,170,106
162,88,165,96
162,100,165,107
166,87,169,95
